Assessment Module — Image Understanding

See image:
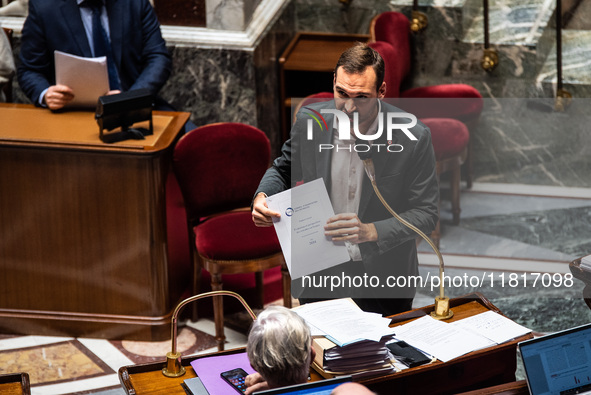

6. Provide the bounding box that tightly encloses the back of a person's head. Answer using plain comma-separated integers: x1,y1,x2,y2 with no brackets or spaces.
247,305,311,388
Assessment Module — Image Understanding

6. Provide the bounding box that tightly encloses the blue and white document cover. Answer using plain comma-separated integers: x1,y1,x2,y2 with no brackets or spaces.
266,178,350,279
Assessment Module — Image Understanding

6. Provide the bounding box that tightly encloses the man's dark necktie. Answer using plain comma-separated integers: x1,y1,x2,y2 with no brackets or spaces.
81,0,120,90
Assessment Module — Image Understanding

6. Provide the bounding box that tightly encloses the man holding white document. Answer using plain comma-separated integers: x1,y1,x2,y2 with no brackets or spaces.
252,44,439,316
18,0,171,111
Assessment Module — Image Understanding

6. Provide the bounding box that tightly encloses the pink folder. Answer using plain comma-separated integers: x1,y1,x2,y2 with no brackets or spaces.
191,351,256,395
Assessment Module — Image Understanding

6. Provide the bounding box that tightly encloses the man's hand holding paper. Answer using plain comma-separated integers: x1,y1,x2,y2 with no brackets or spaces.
324,213,378,244
263,178,350,279
43,84,75,110
252,192,280,227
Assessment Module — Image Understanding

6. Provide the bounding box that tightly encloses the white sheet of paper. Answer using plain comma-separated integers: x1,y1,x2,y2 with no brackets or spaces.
295,298,395,346
451,311,531,344
54,50,109,108
393,315,496,362
266,178,350,279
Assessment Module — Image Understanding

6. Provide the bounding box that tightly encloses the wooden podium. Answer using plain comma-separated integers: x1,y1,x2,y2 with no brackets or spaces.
0,103,189,341
118,293,532,394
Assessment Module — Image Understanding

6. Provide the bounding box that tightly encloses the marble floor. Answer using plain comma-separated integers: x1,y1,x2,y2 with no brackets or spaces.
417,181,591,333
0,318,249,395
1,182,590,394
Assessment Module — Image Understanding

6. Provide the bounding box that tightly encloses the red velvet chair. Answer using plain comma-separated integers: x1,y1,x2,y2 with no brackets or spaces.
369,11,483,188
173,123,291,351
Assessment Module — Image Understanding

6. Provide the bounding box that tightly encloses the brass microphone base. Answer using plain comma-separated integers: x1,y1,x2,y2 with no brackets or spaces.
162,351,186,377
430,296,454,320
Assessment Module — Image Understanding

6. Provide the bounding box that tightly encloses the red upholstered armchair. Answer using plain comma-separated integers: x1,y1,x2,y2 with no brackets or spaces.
370,11,483,188
173,123,291,351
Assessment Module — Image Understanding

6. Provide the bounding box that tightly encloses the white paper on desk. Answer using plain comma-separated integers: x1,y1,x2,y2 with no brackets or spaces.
294,298,395,346
54,50,109,108
394,315,495,362
451,311,531,344
266,178,350,279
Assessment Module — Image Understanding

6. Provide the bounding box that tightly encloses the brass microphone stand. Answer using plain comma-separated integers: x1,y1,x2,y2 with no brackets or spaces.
360,154,453,320
162,290,257,378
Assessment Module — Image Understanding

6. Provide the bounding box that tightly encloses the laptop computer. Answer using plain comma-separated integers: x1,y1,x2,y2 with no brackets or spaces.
518,323,591,395
254,376,352,395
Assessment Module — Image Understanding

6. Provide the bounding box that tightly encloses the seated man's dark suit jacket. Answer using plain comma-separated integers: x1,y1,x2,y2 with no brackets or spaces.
17,0,171,105
255,99,439,312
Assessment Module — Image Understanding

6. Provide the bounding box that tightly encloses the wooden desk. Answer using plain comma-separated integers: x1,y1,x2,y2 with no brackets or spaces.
278,32,369,141
456,380,528,395
0,372,31,395
0,103,189,340
118,293,532,394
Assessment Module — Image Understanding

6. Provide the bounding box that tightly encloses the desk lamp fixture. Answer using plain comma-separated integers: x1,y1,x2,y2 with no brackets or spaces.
357,141,453,320
162,290,257,378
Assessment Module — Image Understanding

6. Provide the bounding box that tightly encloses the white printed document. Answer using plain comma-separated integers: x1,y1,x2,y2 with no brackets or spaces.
294,298,395,346
393,312,531,363
393,315,496,362
266,178,350,279
54,50,109,108
451,310,531,344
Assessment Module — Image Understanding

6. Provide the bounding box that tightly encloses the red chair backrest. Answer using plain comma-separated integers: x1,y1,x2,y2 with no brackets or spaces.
292,91,334,124
173,123,271,219
370,12,412,90
368,41,401,98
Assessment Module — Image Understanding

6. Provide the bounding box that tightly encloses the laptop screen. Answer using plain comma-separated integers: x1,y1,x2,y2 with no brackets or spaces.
253,376,352,395
519,323,591,395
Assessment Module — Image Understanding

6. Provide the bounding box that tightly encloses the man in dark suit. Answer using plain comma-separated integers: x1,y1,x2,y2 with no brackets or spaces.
18,0,171,111
251,44,439,316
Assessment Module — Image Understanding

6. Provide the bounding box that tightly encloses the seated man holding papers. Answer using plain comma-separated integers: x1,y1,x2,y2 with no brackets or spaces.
18,0,173,112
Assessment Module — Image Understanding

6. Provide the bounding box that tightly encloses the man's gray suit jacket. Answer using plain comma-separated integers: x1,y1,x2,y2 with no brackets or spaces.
256,99,439,300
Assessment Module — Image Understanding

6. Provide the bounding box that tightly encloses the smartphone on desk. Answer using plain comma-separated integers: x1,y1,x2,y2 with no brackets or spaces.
220,367,248,393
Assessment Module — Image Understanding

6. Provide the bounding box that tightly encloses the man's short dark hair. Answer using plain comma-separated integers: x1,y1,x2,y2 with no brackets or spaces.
334,43,385,92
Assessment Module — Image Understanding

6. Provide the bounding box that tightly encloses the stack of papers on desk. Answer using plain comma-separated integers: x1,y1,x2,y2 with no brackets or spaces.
312,335,396,377
294,298,395,346
393,311,532,363
294,298,397,378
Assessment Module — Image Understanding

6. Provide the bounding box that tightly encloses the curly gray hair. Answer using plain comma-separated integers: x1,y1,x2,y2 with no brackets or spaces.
247,305,312,388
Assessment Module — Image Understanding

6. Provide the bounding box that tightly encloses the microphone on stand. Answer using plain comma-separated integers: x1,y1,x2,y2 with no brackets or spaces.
356,140,452,319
